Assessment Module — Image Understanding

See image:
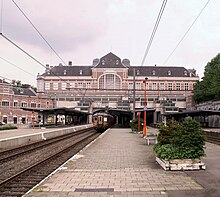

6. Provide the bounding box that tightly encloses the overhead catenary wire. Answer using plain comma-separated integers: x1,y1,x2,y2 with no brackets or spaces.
11,0,68,66
0,56,35,77
141,0,167,66
0,33,70,85
163,0,211,64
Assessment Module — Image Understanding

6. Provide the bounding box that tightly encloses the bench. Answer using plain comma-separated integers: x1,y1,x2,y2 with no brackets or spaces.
145,135,158,145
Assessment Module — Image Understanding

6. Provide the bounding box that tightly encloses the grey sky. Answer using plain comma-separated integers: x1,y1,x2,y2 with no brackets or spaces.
0,0,219,86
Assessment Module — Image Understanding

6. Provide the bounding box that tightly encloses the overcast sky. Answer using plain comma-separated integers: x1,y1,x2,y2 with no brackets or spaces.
0,0,219,86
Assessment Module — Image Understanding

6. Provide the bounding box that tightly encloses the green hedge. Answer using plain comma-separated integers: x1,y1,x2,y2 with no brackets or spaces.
154,119,206,160
0,125,18,130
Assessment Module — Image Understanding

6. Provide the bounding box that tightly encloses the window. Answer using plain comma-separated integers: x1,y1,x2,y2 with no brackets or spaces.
45,82,50,90
21,101,27,107
184,71,187,76
145,83,149,90
168,71,171,76
2,100,9,107
14,100,18,107
116,60,119,65
64,70,67,75
136,82,141,90
79,70,83,75
128,82,133,90
152,70,156,75
78,82,83,88
62,82,66,90
98,74,121,90
136,70,140,75
86,82,91,88
37,103,41,108
168,83,173,90
53,83,58,90
70,82,75,88
152,83,157,90
102,60,105,65
31,102,36,108
3,86,9,93
184,83,189,90
160,83,164,90
176,83,181,90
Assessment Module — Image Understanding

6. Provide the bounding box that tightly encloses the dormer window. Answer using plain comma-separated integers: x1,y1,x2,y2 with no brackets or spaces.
47,71,50,75
137,70,140,75
102,60,105,65
168,70,171,76
152,70,155,75
79,70,83,75
184,71,187,76
116,60,119,65
64,70,66,75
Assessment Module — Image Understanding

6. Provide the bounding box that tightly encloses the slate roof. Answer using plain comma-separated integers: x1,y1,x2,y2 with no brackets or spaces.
40,52,198,78
93,52,127,68
42,66,92,76
13,87,36,96
128,66,197,78
0,79,10,84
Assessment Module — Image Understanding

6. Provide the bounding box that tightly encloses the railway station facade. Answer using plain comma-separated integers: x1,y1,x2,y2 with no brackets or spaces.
37,52,199,124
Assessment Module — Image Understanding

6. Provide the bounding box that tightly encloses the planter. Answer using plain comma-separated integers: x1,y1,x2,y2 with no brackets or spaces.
156,157,206,171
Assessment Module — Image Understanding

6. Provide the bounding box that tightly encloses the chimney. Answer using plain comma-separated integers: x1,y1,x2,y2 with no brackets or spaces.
68,61,72,66
45,64,49,72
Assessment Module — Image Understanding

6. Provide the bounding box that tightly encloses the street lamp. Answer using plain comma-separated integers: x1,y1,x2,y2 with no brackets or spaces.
143,77,148,137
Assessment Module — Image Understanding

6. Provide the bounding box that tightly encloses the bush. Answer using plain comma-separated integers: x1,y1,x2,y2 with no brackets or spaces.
154,119,206,160
130,118,143,132
0,125,18,130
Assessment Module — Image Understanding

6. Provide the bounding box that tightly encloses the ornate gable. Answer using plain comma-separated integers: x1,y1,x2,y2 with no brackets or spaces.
94,52,127,68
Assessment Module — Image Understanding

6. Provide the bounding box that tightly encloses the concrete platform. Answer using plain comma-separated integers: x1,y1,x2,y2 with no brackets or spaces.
0,124,93,150
24,127,220,197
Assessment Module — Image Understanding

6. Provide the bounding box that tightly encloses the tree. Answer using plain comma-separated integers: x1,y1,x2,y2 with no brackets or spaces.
193,53,220,103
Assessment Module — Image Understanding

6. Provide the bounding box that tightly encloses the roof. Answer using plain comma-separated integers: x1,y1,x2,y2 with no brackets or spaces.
13,87,36,96
42,65,92,77
0,79,10,84
40,52,198,78
128,66,197,77
21,107,90,115
165,110,220,118
94,52,127,68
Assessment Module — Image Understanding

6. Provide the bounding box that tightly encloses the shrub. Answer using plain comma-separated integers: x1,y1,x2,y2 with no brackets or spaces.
0,125,18,130
130,118,143,132
154,119,206,160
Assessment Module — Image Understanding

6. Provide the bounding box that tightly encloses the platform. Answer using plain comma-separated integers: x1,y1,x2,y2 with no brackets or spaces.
24,127,220,197
0,124,93,150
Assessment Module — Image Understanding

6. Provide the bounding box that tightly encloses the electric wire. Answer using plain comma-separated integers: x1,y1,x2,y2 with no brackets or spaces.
141,0,167,66
163,0,211,64
0,56,35,77
0,33,70,85
11,0,68,66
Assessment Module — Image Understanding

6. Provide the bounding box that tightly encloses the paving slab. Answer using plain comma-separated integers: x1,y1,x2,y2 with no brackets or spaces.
26,128,206,197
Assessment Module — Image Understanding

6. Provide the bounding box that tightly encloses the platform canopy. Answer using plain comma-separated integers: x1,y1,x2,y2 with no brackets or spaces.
165,110,220,119
21,107,90,116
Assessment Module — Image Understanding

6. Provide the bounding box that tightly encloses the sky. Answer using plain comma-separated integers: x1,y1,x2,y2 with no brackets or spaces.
0,0,219,86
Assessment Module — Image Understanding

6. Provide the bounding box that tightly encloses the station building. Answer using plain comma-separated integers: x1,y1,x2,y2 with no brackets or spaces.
0,79,53,125
37,52,199,124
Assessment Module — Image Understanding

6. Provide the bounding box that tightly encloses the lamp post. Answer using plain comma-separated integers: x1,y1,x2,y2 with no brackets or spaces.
143,78,148,137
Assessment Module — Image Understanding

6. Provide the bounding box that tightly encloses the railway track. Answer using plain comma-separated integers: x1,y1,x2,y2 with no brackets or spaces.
204,131,220,145
0,128,100,197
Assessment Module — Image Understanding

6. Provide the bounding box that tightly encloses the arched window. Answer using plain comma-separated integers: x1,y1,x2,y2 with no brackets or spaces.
99,74,121,90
